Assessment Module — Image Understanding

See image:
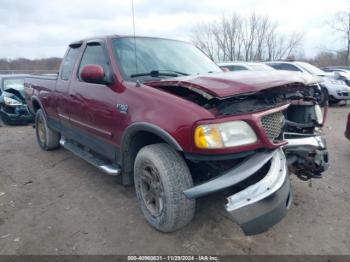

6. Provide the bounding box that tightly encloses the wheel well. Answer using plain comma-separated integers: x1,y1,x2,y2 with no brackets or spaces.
121,131,170,185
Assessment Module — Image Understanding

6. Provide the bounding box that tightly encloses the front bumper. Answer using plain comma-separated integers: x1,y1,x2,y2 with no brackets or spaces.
225,149,292,235
0,107,34,125
184,148,291,235
324,83,350,100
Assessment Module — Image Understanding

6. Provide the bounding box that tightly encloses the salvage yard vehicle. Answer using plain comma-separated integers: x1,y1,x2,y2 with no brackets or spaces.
267,61,350,106
322,67,350,86
218,61,275,72
24,35,329,235
0,74,34,125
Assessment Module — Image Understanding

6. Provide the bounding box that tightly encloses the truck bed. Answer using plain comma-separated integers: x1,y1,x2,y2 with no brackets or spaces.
24,74,59,114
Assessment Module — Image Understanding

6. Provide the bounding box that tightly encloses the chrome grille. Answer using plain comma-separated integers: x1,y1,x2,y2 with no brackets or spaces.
261,111,284,141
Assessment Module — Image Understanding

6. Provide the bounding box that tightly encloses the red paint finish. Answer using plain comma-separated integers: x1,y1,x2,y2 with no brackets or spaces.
345,113,350,140
24,35,314,156
80,64,105,83
146,70,318,98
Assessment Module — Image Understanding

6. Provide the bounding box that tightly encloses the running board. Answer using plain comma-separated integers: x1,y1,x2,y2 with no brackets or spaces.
59,139,121,176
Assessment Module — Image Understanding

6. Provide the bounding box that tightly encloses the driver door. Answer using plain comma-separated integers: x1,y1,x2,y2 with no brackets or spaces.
68,41,121,159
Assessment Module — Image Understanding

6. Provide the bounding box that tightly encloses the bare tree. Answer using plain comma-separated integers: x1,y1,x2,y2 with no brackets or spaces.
191,13,304,62
308,50,348,67
328,11,350,65
192,23,217,60
0,57,61,74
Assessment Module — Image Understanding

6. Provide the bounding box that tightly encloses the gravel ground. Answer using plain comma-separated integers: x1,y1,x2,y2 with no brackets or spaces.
0,106,349,255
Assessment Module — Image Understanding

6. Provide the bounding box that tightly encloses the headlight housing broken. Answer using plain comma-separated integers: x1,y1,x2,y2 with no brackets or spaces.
4,97,23,106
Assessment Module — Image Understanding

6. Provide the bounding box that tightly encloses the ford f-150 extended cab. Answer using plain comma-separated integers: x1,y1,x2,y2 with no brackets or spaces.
24,35,329,235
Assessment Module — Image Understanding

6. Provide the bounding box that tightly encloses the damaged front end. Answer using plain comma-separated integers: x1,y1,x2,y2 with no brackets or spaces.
0,88,34,125
147,74,328,235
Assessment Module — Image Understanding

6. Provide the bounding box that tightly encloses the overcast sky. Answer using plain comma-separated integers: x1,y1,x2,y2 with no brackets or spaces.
0,0,347,59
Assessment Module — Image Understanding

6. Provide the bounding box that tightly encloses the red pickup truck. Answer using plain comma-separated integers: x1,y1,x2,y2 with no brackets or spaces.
24,35,328,235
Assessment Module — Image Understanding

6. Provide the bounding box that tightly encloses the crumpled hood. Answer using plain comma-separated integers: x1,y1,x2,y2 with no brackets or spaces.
146,70,321,98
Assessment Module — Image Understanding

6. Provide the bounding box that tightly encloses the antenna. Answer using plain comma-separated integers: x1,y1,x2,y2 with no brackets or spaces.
131,0,138,74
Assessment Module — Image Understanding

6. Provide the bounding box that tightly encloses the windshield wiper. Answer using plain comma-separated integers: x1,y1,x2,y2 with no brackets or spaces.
158,70,189,76
130,70,188,78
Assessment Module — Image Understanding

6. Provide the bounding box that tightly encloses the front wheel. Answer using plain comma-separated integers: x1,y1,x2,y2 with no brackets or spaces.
134,143,195,232
35,109,60,150
317,87,329,107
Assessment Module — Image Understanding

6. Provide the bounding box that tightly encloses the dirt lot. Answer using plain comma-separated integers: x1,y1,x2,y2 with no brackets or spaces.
0,106,349,255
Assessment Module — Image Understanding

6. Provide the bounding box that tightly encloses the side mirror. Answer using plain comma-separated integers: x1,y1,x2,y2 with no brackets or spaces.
80,64,108,84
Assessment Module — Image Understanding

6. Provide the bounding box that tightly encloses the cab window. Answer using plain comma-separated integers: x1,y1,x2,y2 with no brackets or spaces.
61,48,80,80
78,44,109,81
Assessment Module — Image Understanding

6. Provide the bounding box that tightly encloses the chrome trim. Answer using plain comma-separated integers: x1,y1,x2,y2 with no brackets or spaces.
69,117,113,138
99,165,121,175
59,138,121,176
183,150,275,199
283,134,326,150
225,148,287,212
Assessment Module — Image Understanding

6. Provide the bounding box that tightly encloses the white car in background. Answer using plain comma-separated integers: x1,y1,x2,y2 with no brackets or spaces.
218,61,275,71
218,61,326,106
322,67,350,86
266,61,350,105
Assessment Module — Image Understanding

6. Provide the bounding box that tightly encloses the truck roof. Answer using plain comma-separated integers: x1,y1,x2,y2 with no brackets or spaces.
69,35,189,47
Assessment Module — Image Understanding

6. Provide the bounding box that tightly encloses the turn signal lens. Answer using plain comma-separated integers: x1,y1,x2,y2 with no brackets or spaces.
195,125,223,149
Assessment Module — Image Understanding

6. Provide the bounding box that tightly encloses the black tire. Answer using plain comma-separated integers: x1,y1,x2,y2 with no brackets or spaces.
329,97,341,105
318,87,329,107
134,143,195,232
35,109,60,150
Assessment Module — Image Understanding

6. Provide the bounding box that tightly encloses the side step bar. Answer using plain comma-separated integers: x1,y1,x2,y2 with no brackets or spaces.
59,138,121,176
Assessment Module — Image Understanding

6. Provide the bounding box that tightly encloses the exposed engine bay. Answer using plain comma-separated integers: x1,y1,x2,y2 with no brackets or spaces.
155,82,328,181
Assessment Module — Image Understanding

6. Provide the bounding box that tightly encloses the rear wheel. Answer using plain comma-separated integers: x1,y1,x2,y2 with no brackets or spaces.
35,109,60,150
134,143,195,232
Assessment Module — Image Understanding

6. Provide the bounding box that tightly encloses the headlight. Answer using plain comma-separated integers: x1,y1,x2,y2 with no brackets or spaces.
3,97,23,106
314,105,323,125
195,121,257,149
330,79,346,85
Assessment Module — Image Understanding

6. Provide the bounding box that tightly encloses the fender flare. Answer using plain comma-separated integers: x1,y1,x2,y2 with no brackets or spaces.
120,122,183,185
121,122,183,152
31,96,47,117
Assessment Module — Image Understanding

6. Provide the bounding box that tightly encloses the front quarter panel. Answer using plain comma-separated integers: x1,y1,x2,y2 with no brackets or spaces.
118,81,215,152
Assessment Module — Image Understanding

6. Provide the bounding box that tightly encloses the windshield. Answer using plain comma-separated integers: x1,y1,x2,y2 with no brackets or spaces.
248,64,275,71
3,78,25,91
112,37,222,81
297,62,325,76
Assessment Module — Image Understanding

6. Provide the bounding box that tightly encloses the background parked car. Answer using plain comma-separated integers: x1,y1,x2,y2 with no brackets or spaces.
0,74,34,125
322,66,350,86
218,62,275,71
219,61,325,106
266,61,350,105
322,66,350,71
